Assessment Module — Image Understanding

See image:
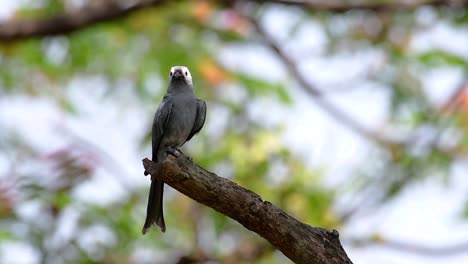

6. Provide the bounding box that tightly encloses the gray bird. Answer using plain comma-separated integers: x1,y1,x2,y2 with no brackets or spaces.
143,66,206,234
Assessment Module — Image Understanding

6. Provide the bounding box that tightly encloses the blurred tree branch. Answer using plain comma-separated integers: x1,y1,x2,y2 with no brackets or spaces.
442,78,468,116
245,11,468,162
246,14,402,148
142,152,353,264
1,0,466,42
0,0,167,42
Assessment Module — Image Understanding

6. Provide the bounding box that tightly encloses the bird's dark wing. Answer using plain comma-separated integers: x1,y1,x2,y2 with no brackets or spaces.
186,99,206,142
152,96,173,162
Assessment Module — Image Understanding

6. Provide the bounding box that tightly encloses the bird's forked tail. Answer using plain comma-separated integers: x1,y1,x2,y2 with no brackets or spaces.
142,177,166,234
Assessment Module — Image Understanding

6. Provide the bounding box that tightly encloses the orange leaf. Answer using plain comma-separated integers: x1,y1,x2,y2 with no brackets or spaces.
192,0,214,23
199,60,228,86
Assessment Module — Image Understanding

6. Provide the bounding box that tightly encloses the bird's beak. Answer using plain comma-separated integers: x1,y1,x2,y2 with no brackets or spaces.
173,70,183,78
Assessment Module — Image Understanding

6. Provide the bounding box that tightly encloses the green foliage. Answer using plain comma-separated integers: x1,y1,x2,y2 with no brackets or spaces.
417,49,467,68
236,73,292,103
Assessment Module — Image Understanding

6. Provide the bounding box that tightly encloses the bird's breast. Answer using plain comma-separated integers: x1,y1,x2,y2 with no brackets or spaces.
162,95,197,147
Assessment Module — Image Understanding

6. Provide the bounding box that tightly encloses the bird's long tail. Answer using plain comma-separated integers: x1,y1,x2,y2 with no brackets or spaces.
142,176,166,234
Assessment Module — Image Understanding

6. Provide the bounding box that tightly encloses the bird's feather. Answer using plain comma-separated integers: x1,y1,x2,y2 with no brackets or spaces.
143,96,173,234
186,99,207,142
151,96,173,161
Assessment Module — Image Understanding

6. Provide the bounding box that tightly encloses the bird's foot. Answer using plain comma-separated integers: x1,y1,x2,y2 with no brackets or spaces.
143,160,160,177
166,146,181,158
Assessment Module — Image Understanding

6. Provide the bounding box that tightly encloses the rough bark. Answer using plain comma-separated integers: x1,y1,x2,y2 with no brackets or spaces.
142,152,352,264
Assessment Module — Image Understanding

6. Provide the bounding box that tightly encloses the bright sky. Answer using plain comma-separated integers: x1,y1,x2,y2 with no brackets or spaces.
0,0,22,21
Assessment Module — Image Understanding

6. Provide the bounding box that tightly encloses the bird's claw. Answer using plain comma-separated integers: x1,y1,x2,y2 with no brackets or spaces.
166,147,181,157
143,160,160,177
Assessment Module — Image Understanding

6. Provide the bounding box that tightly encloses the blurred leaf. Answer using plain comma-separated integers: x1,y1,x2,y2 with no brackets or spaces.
54,190,71,209
417,49,467,68
0,1,467,263
14,0,65,18
236,74,292,104
0,229,15,241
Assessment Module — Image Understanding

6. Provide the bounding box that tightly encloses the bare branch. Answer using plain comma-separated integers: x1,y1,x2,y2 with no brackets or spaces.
142,152,353,264
0,0,167,42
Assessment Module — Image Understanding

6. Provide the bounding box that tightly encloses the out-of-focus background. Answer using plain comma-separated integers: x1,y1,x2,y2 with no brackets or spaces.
0,0,467,263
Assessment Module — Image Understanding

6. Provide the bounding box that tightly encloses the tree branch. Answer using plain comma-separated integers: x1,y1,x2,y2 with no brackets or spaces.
142,152,353,264
1,0,465,42
0,0,167,42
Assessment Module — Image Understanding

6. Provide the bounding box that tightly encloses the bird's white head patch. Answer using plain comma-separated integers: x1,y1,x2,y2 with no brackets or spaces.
169,66,192,85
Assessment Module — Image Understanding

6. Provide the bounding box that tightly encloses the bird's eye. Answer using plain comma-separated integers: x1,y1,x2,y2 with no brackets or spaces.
169,72,173,76
185,71,188,76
